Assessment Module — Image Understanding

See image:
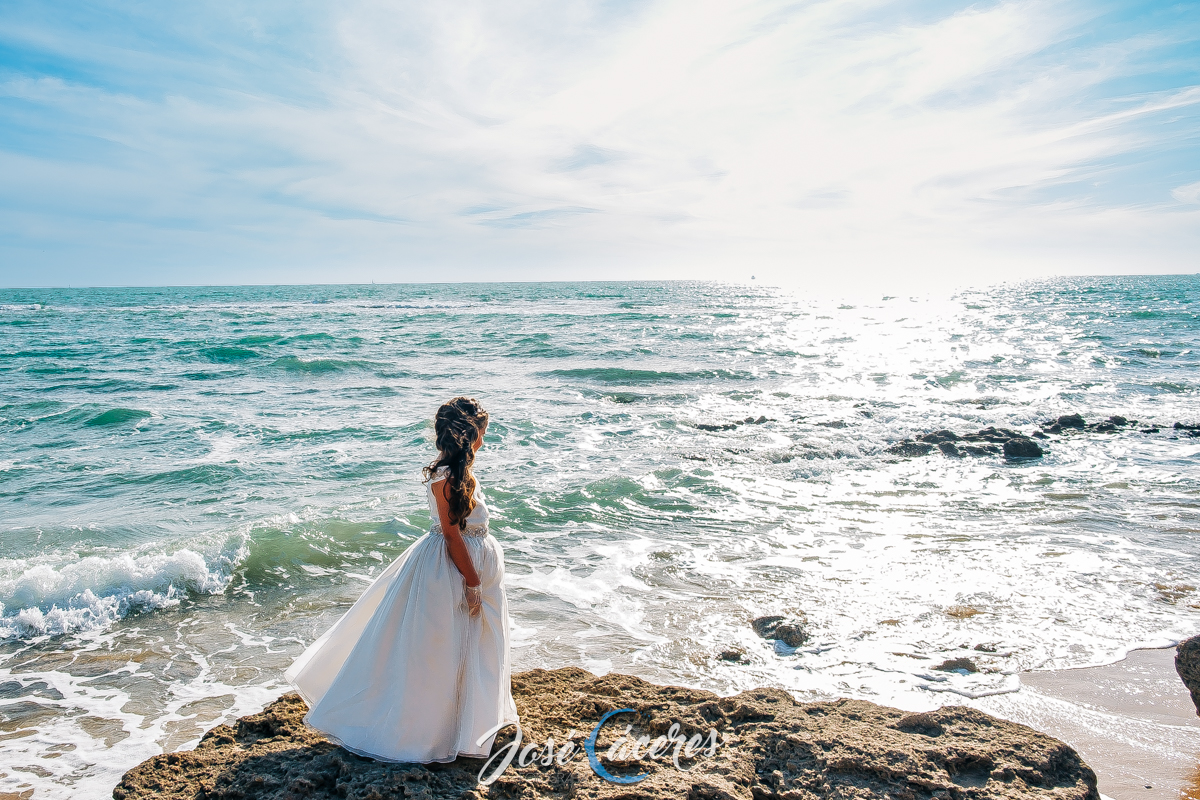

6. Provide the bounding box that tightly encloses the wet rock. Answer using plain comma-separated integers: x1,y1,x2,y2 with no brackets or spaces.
114,667,1100,800
751,615,809,647
938,441,963,457
961,426,1024,443
1175,422,1200,437
934,657,980,674
918,429,960,444
1108,416,1128,426
1177,635,1200,716
752,615,786,638
817,420,849,429
773,623,809,648
890,427,1045,458
1002,438,1044,458
1057,414,1086,429
718,647,748,664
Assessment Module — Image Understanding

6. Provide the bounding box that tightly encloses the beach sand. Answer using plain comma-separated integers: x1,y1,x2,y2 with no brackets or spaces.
972,648,1199,800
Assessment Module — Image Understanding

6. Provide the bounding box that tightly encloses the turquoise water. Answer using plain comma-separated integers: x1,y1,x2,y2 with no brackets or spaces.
1,278,1198,798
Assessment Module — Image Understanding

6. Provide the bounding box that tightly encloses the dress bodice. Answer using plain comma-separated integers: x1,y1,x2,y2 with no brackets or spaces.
426,466,490,535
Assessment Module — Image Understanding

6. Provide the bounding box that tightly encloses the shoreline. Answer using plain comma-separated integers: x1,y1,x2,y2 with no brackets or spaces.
114,666,1100,799
971,646,1199,800
108,647,1200,799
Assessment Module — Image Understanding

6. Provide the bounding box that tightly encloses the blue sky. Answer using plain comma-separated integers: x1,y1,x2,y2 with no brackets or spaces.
0,0,1197,288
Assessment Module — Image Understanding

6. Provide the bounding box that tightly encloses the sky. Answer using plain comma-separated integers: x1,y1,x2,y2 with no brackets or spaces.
0,0,1198,289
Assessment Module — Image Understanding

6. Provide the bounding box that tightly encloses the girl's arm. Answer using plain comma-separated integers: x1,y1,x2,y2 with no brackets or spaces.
432,477,482,615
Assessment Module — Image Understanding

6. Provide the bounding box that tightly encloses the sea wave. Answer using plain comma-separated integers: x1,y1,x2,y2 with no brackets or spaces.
543,367,750,383
84,408,153,426
0,537,247,639
271,355,374,373
201,346,259,362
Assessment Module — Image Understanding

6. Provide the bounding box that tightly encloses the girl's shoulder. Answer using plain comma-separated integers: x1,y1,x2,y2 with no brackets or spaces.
429,464,450,481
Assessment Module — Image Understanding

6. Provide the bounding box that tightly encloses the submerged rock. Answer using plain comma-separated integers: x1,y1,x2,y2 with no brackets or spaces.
114,667,1099,800
934,657,980,674
1177,635,1200,716
695,416,774,432
886,441,935,457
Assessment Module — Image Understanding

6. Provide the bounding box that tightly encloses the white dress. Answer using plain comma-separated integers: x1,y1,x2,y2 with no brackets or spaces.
284,467,519,763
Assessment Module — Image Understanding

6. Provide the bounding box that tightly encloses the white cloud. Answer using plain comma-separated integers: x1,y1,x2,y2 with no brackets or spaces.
1172,180,1200,204
1,0,1198,287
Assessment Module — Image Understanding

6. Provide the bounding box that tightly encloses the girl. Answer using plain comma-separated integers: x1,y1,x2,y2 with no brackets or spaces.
285,396,518,762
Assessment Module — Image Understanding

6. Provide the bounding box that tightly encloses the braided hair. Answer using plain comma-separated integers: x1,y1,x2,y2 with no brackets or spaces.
423,397,489,530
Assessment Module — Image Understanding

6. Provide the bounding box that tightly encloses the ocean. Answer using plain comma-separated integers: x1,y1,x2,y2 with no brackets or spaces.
1,278,1197,798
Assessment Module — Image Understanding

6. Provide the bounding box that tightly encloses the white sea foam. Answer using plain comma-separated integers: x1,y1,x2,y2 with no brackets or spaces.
0,538,247,639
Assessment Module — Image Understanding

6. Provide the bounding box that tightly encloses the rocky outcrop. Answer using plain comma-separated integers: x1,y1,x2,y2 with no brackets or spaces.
886,414,1200,460
1177,635,1200,716
1038,414,1199,437
887,427,1043,460
114,667,1098,800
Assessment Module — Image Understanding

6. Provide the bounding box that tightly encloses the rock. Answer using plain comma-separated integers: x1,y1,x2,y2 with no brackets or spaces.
1002,438,1044,459
960,427,1012,443
817,420,848,429
1177,635,1200,716
113,667,1100,800
887,441,934,457
1108,416,1128,426
695,416,773,432
1175,422,1200,437
752,615,787,638
938,441,963,458
918,429,960,444
1056,414,1086,429
773,623,809,648
934,657,980,674
751,616,809,647
718,648,748,663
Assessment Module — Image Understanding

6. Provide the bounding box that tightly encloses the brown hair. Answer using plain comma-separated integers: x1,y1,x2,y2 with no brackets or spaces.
423,396,489,530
